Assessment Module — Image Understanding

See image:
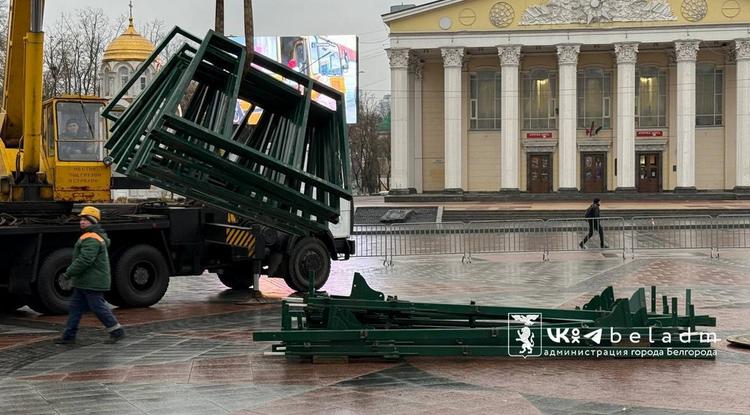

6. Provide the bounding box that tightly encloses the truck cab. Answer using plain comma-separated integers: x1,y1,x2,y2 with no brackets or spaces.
41,97,111,202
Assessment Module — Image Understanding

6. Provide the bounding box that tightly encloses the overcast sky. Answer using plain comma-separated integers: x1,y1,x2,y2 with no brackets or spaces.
41,0,433,99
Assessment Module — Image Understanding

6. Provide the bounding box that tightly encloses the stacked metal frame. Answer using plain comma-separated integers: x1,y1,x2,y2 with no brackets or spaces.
103,28,352,237
254,274,717,359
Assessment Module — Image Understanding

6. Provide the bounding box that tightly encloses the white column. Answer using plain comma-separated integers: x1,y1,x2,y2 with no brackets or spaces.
441,47,464,192
412,58,424,193
736,39,750,191
614,42,639,191
675,40,700,191
557,44,580,191
497,45,521,191
386,48,410,194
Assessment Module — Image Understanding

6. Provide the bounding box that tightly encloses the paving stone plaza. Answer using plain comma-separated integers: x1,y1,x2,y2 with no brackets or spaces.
1,250,749,415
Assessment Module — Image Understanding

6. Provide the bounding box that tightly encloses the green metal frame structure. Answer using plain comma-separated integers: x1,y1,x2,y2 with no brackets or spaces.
254,274,718,359
103,28,352,237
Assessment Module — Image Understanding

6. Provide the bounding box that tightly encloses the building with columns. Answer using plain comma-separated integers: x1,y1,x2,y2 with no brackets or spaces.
383,0,750,195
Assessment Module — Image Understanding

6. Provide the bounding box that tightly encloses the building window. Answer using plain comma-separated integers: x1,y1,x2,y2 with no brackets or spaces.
523,69,557,130
140,76,147,92
107,75,114,97
696,63,723,126
118,66,130,91
577,68,611,130
635,66,667,128
469,71,501,130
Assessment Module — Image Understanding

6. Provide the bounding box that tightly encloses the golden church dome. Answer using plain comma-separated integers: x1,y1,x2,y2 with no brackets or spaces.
103,18,155,62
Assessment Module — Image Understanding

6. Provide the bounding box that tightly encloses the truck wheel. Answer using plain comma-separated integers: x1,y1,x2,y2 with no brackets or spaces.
30,249,74,315
286,237,331,292
217,265,253,290
104,255,126,307
113,245,169,308
0,289,25,313
104,287,126,307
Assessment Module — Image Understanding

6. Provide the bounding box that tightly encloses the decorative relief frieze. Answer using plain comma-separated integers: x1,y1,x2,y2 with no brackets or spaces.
674,40,700,62
409,54,424,80
614,43,639,65
736,39,750,61
722,0,741,18
386,48,410,69
497,45,522,66
490,2,515,28
521,0,676,25
681,0,708,22
441,48,465,67
459,8,477,26
556,44,581,65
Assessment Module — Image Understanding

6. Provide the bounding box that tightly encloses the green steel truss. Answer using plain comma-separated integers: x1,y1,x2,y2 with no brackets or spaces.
253,274,718,359
103,27,352,237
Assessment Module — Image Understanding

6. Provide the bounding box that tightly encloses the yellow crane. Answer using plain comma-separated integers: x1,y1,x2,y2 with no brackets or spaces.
0,0,110,204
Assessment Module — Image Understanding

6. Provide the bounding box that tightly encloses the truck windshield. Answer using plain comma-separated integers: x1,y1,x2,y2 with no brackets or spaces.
56,101,106,162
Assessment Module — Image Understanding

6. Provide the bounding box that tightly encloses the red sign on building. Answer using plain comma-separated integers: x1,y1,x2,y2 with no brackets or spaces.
526,132,553,138
636,130,663,137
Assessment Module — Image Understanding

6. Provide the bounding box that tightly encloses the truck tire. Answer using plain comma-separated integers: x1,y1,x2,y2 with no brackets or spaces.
217,265,254,290
113,245,169,308
286,237,330,292
104,287,126,307
0,289,25,313
30,248,74,315
104,254,126,307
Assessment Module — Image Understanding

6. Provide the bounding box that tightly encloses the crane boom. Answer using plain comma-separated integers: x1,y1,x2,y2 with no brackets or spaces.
2,0,44,165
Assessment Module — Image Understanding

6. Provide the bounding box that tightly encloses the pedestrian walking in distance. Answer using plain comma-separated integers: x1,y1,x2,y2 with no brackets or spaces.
579,198,606,249
55,206,125,345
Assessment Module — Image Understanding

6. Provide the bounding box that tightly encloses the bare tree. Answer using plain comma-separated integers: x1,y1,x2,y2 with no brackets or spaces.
349,93,390,195
41,8,171,99
138,18,167,46
43,8,118,98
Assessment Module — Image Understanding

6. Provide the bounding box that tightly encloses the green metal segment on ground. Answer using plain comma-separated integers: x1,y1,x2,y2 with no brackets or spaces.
103,27,352,237
254,274,717,359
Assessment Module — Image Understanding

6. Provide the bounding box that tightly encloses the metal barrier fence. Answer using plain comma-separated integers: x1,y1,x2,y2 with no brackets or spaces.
545,217,626,259
352,215,750,264
464,219,546,262
630,216,715,258
389,222,466,260
352,224,390,260
713,214,750,256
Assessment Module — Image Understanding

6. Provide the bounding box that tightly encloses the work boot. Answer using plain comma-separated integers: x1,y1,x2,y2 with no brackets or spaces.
104,330,125,344
54,337,75,345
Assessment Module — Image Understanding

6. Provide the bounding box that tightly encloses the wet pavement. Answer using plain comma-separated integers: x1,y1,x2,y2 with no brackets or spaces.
1,250,750,414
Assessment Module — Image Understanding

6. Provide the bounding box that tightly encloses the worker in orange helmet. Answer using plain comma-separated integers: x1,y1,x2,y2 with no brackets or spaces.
55,206,125,345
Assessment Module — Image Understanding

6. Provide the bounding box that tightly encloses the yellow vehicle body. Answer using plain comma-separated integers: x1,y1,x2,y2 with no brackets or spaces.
0,0,111,203
39,96,111,202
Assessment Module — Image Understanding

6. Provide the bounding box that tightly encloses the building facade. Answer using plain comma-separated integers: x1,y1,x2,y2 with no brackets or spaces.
100,15,156,104
101,12,163,201
383,0,750,194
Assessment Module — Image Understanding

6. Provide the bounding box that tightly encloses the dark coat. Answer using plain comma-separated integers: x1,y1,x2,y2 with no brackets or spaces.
65,224,112,291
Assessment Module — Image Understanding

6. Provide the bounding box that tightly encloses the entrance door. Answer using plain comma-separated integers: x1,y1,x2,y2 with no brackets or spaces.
527,154,552,193
581,153,606,193
637,152,661,192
